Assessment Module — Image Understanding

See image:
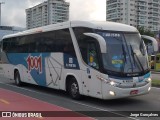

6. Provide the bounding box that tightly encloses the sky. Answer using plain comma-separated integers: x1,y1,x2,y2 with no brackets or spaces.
1,0,106,28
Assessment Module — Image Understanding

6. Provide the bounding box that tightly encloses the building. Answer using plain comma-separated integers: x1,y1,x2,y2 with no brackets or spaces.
106,0,160,32
0,26,25,40
26,0,69,29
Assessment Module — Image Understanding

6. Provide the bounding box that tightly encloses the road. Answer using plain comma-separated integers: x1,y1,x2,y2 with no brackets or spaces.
151,73,160,80
0,75,160,120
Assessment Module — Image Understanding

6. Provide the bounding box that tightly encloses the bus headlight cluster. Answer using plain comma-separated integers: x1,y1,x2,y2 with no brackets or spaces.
97,76,110,83
109,81,120,87
97,76,120,87
146,78,152,83
110,81,115,86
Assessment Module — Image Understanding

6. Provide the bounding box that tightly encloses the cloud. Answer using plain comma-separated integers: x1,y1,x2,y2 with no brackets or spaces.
27,0,45,7
66,0,106,21
1,0,41,27
1,0,106,28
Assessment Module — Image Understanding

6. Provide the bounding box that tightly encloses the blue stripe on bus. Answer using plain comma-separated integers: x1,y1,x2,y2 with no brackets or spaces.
144,72,151,78
7,53,50,86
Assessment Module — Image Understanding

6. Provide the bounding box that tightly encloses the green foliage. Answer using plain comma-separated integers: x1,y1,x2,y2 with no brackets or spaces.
152,79,160,87
137,26,155,37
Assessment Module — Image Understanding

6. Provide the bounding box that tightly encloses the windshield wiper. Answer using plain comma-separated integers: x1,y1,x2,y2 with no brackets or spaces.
130,45,145,72
121,44,127,73
122,44,127,63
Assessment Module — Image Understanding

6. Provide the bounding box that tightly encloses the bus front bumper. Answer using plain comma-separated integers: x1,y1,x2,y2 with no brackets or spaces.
102,82,151,100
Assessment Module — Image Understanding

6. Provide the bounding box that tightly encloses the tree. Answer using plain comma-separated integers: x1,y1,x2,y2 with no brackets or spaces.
137,26,155,37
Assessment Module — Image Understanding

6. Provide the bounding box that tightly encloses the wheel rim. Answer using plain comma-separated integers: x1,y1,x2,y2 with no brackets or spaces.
71,82,78,97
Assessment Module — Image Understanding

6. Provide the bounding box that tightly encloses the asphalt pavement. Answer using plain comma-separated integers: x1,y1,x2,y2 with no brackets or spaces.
151,72,160,80
0,75,160,120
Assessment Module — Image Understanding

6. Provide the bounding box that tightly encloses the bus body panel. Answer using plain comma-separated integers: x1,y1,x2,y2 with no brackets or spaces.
44,53,64,89
0,64,14,80
82,68,103,99
21,64,38,85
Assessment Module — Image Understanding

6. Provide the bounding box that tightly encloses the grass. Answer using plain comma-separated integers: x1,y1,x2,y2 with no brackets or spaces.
152,79,160,87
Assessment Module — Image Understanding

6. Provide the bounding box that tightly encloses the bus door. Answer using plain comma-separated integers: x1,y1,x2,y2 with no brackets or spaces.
82,41,102,98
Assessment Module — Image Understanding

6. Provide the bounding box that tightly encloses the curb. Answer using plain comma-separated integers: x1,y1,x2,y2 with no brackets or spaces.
151,71,160,74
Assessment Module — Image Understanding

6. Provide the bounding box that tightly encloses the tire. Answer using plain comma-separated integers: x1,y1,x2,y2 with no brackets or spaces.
68,78,81,100
15,71,23,86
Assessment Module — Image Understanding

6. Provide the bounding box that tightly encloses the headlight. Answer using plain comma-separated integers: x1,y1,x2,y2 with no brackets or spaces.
97,76,110,83
146,78,152,83
97,76,120,87
110,81,115,86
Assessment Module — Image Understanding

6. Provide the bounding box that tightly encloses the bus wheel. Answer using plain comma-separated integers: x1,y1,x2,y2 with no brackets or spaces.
68,78,81,100
15,71,23,86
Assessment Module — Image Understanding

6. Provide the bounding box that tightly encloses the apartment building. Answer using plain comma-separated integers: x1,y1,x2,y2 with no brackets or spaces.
106,0,160,32
26,0,69,29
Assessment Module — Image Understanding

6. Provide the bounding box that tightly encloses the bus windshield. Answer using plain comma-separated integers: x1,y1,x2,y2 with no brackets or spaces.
97,31,149,77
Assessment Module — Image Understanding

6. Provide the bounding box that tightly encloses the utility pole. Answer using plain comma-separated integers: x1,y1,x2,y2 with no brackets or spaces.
0,2,5,26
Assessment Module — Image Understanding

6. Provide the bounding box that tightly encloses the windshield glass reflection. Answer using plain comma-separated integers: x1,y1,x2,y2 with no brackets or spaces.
97,31,149,76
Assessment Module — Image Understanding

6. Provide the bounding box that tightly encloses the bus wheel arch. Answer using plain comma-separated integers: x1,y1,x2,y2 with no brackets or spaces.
66,75,81,99
14,69,23,86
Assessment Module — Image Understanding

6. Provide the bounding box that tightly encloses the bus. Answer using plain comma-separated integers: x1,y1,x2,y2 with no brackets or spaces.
141,35,160,71
0,21,156,100
141,35,158,55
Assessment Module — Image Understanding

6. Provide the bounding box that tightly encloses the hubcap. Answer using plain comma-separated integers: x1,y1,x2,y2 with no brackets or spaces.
71,83,78,96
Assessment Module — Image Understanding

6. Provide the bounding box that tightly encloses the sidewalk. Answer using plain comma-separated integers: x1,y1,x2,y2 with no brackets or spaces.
0,88,93,120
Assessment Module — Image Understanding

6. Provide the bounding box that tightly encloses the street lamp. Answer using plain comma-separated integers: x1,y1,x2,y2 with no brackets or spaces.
158,28,160,52
0,2,5,26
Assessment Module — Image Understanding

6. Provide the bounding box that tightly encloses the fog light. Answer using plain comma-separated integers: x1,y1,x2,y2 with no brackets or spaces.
148,87,151,91
109,91,115,96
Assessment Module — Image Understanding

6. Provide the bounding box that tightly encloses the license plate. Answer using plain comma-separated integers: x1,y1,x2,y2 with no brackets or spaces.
130,90,138,95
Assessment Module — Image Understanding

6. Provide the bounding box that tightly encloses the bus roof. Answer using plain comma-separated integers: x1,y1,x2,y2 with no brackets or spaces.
2,21,138,39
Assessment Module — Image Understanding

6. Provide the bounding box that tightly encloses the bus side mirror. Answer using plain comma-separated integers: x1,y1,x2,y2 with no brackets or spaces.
141,35,158,52
84,33,107,53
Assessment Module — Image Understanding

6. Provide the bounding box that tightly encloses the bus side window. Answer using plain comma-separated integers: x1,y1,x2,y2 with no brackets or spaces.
87,42,99,69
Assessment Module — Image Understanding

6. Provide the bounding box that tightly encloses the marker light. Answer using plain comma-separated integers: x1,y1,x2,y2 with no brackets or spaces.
109,91,115,96
148,87,151,91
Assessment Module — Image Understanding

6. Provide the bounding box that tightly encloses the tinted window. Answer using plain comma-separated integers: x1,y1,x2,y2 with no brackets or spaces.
73,27,93,63
2,29,76,57
73,27,100,69
87,41,99,69
3,38,19,52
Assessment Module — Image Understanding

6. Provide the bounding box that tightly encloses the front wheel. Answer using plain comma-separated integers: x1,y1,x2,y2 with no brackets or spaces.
68,78,81,100
15,71,23,86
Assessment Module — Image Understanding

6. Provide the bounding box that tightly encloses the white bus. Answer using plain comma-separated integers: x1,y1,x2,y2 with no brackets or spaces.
141,35,158,55
0,21,155,100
